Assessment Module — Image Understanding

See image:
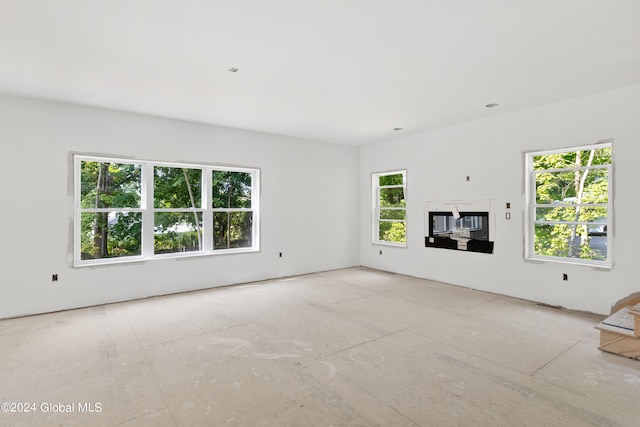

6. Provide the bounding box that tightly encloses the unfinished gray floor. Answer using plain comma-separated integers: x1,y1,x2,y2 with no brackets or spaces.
1,267,639,426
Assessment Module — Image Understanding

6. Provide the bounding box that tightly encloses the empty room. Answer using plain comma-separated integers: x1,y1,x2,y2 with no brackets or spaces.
1,1,640,426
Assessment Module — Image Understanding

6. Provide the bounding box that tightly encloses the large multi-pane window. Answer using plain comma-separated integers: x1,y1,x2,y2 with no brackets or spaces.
75,155,259,266
525,142,612,267
372,170,407,246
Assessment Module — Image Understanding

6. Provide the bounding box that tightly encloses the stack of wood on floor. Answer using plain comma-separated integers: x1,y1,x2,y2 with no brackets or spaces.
596,292,640,360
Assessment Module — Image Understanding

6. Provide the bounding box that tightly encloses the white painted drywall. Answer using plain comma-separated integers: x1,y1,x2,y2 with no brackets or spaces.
360,84,640,315
0,94,360,319
3,83,638,319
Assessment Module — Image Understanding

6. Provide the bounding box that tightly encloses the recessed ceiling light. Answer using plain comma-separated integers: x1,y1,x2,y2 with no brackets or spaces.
393,127,403,131
228,67,239,73
485,103,499,108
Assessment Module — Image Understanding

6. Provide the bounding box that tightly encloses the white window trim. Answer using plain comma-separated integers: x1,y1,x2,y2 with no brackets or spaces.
372,169,407,247
74,154,260,267
524,142,612,268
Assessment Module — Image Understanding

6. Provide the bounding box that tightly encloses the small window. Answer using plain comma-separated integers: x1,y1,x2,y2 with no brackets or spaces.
75,155,260,266
372,170,407,246
524,143,612,267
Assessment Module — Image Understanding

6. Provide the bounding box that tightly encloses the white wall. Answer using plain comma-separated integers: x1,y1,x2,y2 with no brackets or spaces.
3,84,638,319
0,94,360,319
360,84,640,315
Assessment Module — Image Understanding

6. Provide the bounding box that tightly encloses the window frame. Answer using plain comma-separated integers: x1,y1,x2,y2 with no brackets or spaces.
524,142,612,268
372,169,407,247
211,169,257,251
152,163,205,258
74,154,260,267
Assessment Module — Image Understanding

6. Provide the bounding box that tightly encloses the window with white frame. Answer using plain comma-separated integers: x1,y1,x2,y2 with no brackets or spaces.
212,170,254,250
372,170,407,246
74,155,259,266
525,142,612,267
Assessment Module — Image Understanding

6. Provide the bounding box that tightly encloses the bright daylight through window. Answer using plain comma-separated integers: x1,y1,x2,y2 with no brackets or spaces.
525,142,612,267
75,155,259,266
373,170,407,246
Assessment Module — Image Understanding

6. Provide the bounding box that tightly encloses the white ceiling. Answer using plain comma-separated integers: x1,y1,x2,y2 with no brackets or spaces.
1,1,639,146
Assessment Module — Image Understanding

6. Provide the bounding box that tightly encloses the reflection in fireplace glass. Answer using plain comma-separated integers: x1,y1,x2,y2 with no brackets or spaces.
430,212,489,241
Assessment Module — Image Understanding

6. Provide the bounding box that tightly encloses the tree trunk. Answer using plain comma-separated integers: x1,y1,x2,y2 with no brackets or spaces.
94,163,110,258
183,169,202,250
568,149,596,257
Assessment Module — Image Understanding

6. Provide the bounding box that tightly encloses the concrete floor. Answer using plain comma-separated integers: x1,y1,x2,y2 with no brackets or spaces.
1,267,639,426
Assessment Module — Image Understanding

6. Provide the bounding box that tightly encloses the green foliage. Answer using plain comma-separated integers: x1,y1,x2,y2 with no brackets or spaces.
214,212,253,249
155,229,200,254
213,171,252,208
533,146,610,261
80,162,256,259
80,212,142,260
152,167,204,253
154,167,202,209
80,161,142,259
80,161,141,209
379,173,403,186
380,188,406,208
379,221,406,244
213,171,253,248
377,172,406,243
533,147,611,170
153,211,203,254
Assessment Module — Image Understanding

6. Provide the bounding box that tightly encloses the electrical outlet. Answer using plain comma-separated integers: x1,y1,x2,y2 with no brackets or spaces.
279,252,283,258
52,274,58,282
563,273,568,281
379,250,383,255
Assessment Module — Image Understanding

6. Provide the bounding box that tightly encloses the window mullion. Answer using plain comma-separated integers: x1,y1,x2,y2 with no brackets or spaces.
73,155,82,264
251,169,260,250
142,163,155,258
534,164,609,174
202,167,213,252
375,186,381,240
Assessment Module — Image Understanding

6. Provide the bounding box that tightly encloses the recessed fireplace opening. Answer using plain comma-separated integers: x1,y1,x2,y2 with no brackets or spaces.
425,200,494,253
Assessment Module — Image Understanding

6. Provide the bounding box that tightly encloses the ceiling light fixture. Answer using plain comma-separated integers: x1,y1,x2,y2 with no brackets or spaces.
228,67,239,73
485,103,499,108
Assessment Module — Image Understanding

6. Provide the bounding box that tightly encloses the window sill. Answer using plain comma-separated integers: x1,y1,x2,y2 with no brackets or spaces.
372,241,407,248
524,255,612,270
74,247,260,268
